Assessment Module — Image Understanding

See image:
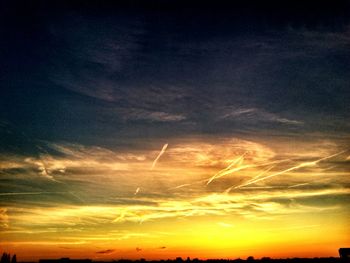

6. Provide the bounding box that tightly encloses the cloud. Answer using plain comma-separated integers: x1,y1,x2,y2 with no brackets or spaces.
1,4,350,258
220,107,303,125
3,187,348,233
0,208,9,229
121,108,186,122
167,138,276,168
1,138,349,245
222,108,256,118
0,138,347,201
158,246,167,249
24,158,60,181
50,15,146,103
274,118,303,125
96,249,116,254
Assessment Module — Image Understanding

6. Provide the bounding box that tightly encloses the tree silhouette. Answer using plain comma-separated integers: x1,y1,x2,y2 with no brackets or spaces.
11,255,16,263
1,253,11,263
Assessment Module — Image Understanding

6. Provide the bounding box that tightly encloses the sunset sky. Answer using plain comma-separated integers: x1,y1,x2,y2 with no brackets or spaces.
1,0,350,261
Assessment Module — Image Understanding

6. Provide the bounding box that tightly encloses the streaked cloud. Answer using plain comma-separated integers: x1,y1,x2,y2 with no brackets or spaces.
220,107,303,125
120,108,186,122
96,249,116,254
1,136,349,259
0,208,9,229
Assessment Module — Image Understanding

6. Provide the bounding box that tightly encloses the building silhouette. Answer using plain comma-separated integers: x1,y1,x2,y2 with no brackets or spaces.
339,248,350,259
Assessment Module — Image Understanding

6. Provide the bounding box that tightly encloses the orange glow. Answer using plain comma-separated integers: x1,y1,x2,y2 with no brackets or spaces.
1,138,349,261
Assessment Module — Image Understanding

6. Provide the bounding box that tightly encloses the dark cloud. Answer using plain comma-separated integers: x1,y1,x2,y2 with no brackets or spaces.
96,249,116,254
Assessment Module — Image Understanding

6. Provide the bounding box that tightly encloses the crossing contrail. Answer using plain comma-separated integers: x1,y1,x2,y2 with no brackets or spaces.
169,183,192,190
169,178,209,190
151,143,168,170
207,158,290,185
233,150,347,189
170,159,290,191
242,165,276,185
224,165,275,193
207,153,247,185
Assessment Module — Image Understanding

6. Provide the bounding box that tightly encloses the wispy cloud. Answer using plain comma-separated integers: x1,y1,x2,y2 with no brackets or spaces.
1,138,349,250
220,107,303,125
0,208,9,229
121,109,186,122
3,187,349,233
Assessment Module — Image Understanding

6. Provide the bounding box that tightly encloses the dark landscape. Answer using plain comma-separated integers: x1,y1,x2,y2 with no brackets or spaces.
2,251,350,263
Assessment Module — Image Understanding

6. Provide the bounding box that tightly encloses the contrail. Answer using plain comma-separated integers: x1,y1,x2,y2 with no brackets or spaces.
207,158,290,185
169,179,209,190
151,143,168,170
243,165,276,185
287,182,310,188
207,164,251,185
224,153,246,170
169,183,192,190
68,191,85,203
170,158,289,190
207,153,247,185
234,150,346,189
170,159,289,190
113,212,125,223
224,165,275,194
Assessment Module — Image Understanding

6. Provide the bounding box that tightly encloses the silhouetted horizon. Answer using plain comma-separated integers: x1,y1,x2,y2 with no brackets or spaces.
4,247,350,263
15,256,349,263
13,251,350,263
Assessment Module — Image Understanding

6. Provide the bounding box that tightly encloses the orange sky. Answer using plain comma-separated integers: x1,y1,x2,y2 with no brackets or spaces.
1,136,349,261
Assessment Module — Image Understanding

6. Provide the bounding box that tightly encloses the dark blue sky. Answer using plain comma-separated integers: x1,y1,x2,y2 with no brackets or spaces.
1,0,350,154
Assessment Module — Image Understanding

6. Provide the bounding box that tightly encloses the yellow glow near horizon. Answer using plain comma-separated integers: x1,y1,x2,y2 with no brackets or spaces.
1,137,349,260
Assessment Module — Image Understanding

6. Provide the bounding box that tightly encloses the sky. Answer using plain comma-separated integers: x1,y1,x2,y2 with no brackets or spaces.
0,0,350,261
